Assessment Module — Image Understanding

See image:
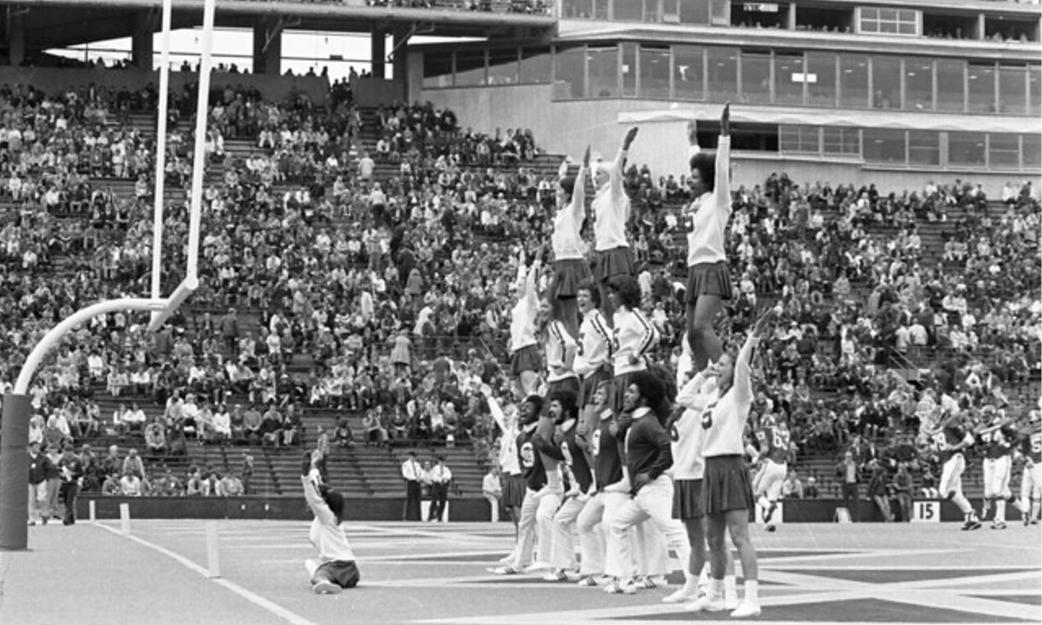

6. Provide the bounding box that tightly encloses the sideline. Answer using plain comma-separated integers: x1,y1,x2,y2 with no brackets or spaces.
92,521,322,625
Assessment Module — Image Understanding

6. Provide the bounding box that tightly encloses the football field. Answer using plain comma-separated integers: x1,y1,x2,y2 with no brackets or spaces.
1,518,1038,625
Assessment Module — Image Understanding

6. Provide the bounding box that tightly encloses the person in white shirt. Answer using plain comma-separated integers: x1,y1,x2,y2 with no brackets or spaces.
509,255,542,396
550,147,593,338
608,274,659,412
483,466,503,523
302,451,360,593
427,457,453,523
401,451,425,521
690,312,772,618
592,127,639,321
574,283,614,420
684,105,734,372
485,388,525,540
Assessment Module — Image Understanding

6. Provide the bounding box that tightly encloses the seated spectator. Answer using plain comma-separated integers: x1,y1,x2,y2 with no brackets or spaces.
804,476,820,499
144,417,167,456
217,472,244,497
120,471,143,496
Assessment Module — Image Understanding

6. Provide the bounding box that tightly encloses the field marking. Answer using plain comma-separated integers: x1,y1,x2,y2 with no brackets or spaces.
91,522,321,625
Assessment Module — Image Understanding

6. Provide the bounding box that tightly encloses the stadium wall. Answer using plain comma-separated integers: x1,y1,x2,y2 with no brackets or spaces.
0,67,330,104
76,496,982,523
414,81,1038,197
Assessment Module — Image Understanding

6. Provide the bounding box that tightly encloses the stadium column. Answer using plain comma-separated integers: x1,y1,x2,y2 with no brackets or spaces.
0,394,31,550
371,29,386,79
7,11,25,66
132,10,156,71
786,3,796,30
252,17,283,75
392,27,410,97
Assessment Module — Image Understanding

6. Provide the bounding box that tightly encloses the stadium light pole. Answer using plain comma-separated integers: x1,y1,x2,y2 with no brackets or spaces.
0,0,217,550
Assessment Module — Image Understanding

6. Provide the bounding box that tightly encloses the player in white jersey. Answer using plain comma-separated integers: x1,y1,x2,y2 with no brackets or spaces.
509,255,542,396
551,147,593,339
608,274,658,413
1017,414,1041,525
689,312,771,618
592,127,638,321
976,412,1026,529
683,105,733,372
750,414,791,532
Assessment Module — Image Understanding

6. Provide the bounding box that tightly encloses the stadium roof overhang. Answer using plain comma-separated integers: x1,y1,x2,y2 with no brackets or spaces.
5,0,556,50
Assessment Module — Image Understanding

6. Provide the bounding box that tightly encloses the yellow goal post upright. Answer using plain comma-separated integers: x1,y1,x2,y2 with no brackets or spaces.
0,0,215,550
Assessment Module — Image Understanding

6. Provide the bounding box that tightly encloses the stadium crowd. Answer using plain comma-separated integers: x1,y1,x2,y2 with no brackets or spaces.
1,75,1039,509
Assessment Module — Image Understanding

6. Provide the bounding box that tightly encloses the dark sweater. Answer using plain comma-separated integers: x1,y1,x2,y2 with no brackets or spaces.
593,414,623,491
559,423,594,493
624,408,674,492
516,426,547,491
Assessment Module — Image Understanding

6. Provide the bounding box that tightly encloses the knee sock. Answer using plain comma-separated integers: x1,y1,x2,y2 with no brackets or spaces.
995,499,1006,523
724,574,737,602
744,579,759,603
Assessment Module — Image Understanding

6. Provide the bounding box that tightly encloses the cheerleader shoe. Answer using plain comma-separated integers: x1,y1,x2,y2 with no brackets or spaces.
603,579,637,595
642,575,667,589
489,566,520,575
542,570,569,582
312,580,342,595
662,581,699,604
730,598,761,618
576,575,599,587
991,521,1007,530
686,593,726,612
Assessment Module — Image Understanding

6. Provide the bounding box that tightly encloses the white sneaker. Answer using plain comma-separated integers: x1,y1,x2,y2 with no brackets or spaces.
488,566,520,575
687,593,726,612
603,579,637,595
662,583,699,604
991,521,1007,530
576,575,599,587
312,580,342,595
730,598,761,618
725,593,740,610
542,570,568,582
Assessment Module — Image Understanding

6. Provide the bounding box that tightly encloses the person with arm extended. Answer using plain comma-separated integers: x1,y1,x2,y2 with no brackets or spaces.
509,253,543,397
301,450,360,594
551,146,594,339
592,128,639,321
691,311,772,618
684,104,734,372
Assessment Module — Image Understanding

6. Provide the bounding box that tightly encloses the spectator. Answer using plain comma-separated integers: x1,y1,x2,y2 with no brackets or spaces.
427,456,452,523
836,450,861,521
482,465,502,522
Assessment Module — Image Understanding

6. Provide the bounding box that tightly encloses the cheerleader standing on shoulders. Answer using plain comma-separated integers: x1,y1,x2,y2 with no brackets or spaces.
684,104,734,372
592,128,639,321
691,311,773,618
551,146,594,339
509,253,543,397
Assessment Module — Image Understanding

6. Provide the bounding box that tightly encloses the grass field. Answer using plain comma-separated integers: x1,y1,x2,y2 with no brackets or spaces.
1,518,1039,625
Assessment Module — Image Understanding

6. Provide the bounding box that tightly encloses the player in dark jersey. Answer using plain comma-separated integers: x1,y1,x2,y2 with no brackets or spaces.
750,414,791,532
1016,417,1041,526
492,395,556,574
977,412,1027,529
930,417,981,530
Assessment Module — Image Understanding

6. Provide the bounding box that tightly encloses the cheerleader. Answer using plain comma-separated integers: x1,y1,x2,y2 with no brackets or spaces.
544,389,592,581
684,104,733,372
542,299,579,397
509,255,542,396
592,128,639,321
301,451,360,594
691,311,773,618
551,147,593,339
574,282,613,419
608,274,658,413
485,387,525,542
